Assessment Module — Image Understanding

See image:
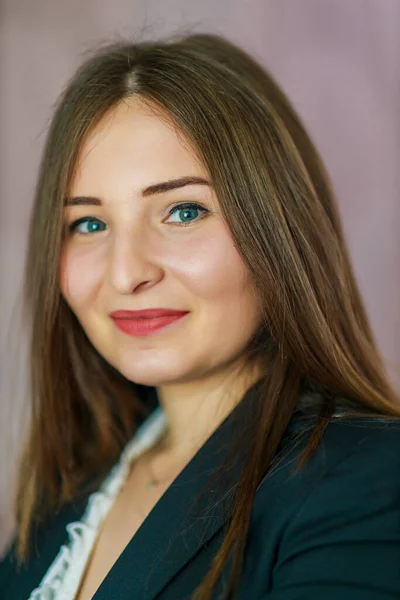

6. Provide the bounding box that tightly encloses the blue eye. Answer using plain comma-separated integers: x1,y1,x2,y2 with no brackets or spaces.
69,217,106,235
68,202,208,236
166,202,208,225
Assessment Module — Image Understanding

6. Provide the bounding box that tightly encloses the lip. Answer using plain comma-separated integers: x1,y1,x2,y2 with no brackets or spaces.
109,308,190,337
109,308,189,319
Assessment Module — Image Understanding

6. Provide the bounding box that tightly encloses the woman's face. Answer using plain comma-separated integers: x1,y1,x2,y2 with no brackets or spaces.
60,97,263,387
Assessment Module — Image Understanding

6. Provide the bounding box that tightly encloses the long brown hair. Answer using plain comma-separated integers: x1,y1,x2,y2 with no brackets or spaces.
14,30,400,599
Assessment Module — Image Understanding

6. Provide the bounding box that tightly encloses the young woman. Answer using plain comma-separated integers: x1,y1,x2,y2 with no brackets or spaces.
1,31,399,600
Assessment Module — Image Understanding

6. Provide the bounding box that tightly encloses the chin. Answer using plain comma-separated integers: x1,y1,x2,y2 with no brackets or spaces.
112,356,190,388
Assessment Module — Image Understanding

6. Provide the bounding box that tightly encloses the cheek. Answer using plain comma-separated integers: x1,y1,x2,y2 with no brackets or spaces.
59,245,104,310
172,230,254,307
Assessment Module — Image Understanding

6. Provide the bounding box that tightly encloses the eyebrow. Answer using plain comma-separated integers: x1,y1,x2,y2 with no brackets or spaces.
63,175,211,206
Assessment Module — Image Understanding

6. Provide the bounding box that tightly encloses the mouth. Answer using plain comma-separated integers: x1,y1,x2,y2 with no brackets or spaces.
111,312,189,337
109,308,189,319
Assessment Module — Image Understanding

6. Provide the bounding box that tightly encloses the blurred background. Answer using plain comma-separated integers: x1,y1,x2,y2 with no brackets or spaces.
0,0,399,554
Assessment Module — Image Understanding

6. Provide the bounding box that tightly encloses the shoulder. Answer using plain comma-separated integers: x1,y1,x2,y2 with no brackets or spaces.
254,413,400,521
287,414,400,523
0,412,159,599
0,497,88,600
298,411,400,471
249,415,400,597
301,413,400,490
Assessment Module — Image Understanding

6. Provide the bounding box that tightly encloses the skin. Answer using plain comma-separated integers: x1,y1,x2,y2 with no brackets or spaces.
60,96,264,464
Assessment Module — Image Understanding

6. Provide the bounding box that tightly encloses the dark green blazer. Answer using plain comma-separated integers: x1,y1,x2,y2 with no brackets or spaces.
1,382,400,599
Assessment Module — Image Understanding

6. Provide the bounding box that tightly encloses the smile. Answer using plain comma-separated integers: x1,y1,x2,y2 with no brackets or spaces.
111,313,189,337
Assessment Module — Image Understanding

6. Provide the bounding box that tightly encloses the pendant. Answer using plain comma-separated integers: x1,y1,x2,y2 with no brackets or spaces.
146,479,157,490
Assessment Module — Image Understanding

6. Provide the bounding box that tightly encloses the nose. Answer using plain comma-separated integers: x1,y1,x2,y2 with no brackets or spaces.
106,229,162,294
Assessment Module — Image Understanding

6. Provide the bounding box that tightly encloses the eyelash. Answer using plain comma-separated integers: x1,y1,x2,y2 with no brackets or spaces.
68,202,209,236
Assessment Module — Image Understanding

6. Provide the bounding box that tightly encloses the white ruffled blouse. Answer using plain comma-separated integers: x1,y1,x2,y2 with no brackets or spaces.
28,406,168,600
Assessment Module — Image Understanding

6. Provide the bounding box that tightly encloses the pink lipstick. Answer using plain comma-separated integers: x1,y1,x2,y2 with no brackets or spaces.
109,308,189,337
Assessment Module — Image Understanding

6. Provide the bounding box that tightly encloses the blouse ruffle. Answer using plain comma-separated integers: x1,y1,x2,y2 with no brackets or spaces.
28,407,167,600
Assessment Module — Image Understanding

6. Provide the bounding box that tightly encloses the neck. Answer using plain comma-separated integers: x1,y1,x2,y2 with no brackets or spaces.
153,360,265,461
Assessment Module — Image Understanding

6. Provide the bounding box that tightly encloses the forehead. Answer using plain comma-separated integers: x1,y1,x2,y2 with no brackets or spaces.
70,98,205,192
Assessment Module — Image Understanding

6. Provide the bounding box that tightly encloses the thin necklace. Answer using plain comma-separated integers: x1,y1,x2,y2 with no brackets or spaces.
144,430,176,490
145,458,176,490
144,431,197,490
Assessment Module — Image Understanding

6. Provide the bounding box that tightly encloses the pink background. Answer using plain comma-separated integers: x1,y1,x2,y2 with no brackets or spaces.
1,0,399,553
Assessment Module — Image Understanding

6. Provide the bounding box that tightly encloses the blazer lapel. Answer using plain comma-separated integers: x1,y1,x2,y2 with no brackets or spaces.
93,378,264,600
